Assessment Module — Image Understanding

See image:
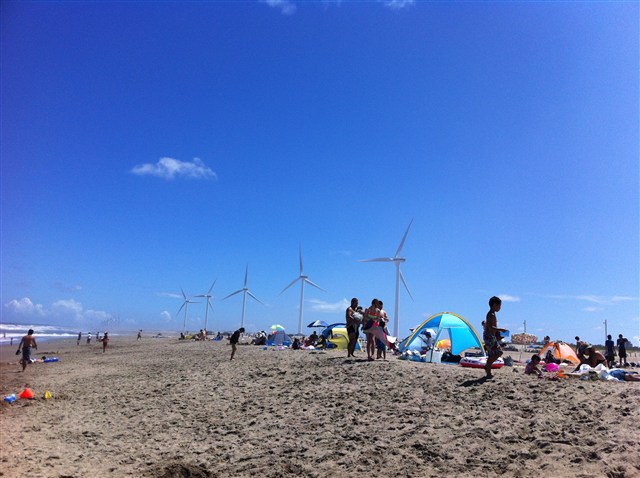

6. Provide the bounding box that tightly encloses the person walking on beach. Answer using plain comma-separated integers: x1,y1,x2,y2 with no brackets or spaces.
87,332,92,345
617,334,629,367
574,336,588,362
137,330,142,341
77,331,82,346
604,335,616,368
229,327,245,360
346,298,360,358
16,329,37,372
102,332,109,353
363,299,381,361
572,337,591,371
483,296,507,378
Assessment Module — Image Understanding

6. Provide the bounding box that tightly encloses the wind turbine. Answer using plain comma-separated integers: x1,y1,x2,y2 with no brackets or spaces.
194,280,216,333
177,288,199,334
359,219,414,338
280,244,326,335
223,266,264,329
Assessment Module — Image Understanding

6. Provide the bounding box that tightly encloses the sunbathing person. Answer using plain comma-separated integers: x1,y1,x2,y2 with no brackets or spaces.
608,369,640,382
583,346,606,368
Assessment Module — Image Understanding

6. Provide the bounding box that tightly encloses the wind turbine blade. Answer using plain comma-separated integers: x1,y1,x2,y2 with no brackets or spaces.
207,279,216,295
194,294,206,298
243,265,249,287
222,289,243,300
399,269,414,301
207,299,214,312
246,291,264,305
359,257,394,263
304,278,326,292
177,302,186,315
395,219,414,257
279,277,302,296
181,288,188,300
299,243,303,275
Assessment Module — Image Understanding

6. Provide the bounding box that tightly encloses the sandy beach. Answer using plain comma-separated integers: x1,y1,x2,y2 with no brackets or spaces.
1,336,639,478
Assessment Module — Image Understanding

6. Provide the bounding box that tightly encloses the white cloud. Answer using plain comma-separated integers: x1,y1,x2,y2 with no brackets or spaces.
583,307,602,313
498,294,521,303
529,293,638,306
4,297,46,316
262,0,296,15
52,282,82,292
52,298,83,317
611,296,636,303
4,296,114,325
158,291,182,299
130,157,217,180
308,298,349,313
381,0,414,9
161,311,172,322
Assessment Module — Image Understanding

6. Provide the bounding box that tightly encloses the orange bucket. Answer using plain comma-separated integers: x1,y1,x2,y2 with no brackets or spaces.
19,388,34,399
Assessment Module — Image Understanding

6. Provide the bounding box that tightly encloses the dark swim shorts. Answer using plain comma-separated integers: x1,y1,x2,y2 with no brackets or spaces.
483,332,502,358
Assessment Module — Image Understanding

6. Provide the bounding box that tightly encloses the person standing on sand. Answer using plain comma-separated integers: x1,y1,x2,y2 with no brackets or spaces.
87,332,92,345
137,330,142,340
346,298,360,358
617,335,629,367
604,335,616,368
483,296,507,378
102,332,109,353
77,331,82,346
17,329,37,372
229,327,245,360
363,299,381,361
376,300,389,360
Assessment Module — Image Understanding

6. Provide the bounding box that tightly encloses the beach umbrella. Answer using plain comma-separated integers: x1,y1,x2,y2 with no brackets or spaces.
307,320,329,328
436,338,451,350
270,324,286,331
511,333,538,345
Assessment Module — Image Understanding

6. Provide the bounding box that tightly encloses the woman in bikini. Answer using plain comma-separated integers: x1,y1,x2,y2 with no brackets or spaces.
363,299,381,361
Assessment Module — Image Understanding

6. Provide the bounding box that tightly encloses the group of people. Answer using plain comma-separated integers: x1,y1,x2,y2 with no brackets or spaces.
16,328,111,372
346,297,394,361
575,334,631,370
76,331,109,351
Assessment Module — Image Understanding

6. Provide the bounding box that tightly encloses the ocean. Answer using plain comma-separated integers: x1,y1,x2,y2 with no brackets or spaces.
0,323,102,344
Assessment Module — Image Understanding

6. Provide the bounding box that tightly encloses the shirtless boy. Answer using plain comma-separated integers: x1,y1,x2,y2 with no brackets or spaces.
483,296,507,378
17,329,37,372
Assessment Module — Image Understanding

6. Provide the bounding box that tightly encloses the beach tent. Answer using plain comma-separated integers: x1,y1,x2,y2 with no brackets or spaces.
398,312,484,357
539,341,580,365
267,330,292,347
321,323,361,351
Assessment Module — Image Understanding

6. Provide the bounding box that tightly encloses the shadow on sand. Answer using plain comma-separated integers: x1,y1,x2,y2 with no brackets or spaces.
459,376,491,387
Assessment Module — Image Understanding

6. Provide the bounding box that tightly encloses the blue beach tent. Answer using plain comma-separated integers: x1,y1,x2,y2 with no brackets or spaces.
398,312,484,356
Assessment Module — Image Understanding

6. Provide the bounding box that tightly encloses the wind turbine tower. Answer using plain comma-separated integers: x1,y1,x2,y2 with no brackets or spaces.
223,266,264,329
280,244,326,335
194,280,216,333
359,219,414,338
177,289,199,334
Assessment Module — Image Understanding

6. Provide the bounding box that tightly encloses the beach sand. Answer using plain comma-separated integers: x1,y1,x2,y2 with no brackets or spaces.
1,337,639,478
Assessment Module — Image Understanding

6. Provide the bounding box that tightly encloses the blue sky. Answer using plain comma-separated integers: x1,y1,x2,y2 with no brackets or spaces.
1,1,638,345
